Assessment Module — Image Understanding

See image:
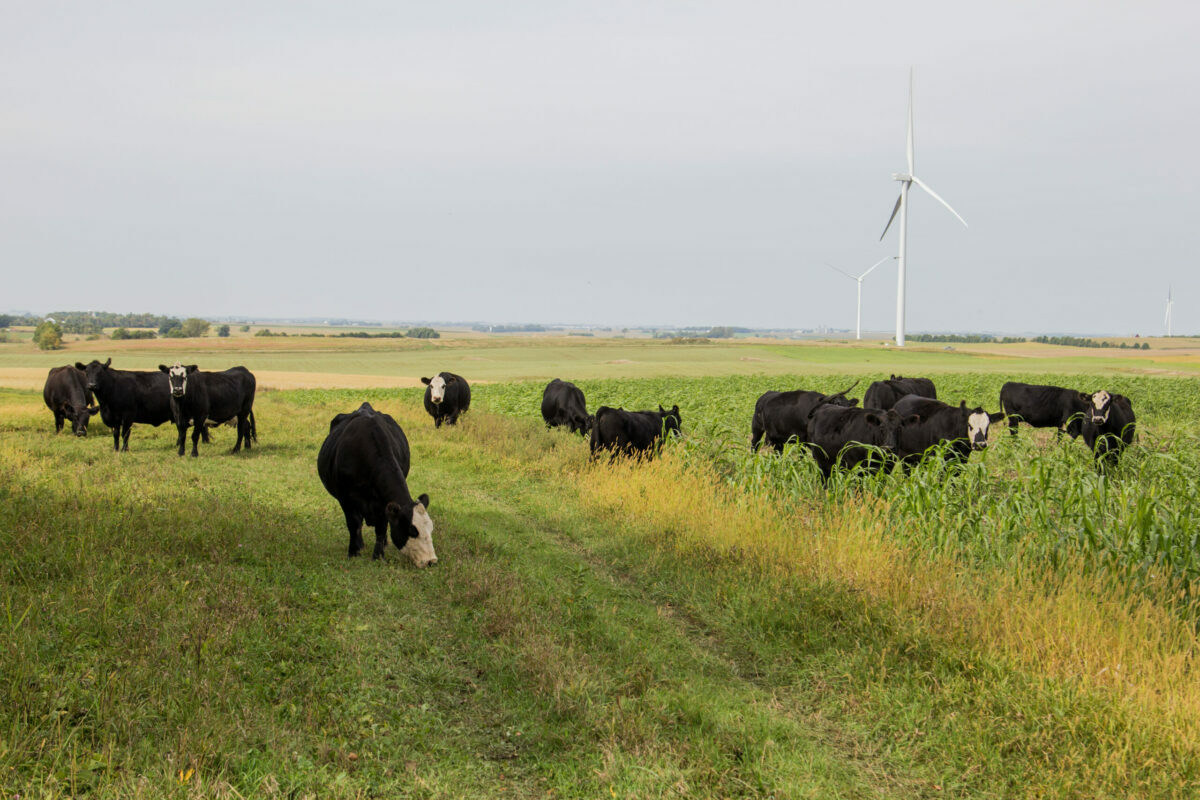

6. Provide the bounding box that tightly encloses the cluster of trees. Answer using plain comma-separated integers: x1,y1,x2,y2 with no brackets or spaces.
908,334,1029,344
1032,335,1150,350
258,328,439,339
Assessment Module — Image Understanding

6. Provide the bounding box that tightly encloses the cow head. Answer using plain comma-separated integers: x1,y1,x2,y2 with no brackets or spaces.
159,363,198,397
1082,390,1113,424
75,358,112,390
64,403,101,436
659,405,682,438
863,409,922,452
961,401,1006,451
422,374,452,404
386,493,437,568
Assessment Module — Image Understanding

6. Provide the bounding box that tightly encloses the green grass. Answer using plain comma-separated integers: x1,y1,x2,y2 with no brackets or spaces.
4,365,1200,797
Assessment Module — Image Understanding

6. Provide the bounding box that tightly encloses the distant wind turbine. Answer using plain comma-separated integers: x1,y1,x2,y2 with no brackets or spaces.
879,68,968,347
1165,286,1174,337
825,256,895,340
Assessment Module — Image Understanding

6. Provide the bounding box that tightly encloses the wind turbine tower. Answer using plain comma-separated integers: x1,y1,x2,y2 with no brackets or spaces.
826,256,895,340
1165,286,1174,337
879,69,969,346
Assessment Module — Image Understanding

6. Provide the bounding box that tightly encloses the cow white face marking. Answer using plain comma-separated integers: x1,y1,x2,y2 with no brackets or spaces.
967,411,991,449
167,363,188,397
1089,390,1112,423
428,375,447,404
400,503,437,568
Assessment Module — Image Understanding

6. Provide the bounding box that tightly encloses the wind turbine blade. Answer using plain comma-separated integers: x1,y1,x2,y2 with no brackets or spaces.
858,256,894,280
907,68,915,175
880,194,903,240
911,175,968,228
824,262,856,280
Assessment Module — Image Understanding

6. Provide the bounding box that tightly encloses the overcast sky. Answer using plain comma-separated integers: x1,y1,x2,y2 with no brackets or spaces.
2,1,1197,334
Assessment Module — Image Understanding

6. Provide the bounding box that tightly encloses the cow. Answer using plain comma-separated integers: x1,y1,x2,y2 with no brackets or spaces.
1081,390,1136,467
751,380,860,453
43,365,100,436
75,358,181,452
862,375,937,410
590,405,681,460
158,363,257,457
806,405,921,479
892,395,1005,466
421,372,470,428
998,381,1091,438
316,402,437,567
541,378,592,435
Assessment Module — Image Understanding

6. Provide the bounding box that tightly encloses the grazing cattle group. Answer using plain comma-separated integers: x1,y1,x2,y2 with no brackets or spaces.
40,359,1141,569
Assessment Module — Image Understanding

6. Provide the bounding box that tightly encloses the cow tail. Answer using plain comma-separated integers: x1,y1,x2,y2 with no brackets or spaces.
249,410,258,442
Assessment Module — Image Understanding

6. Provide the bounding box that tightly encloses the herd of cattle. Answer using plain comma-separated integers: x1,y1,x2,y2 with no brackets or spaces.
41,362,1137,568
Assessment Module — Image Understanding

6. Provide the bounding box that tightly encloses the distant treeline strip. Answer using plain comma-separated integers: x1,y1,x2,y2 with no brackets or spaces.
908,333,1150,349
255,327,439,339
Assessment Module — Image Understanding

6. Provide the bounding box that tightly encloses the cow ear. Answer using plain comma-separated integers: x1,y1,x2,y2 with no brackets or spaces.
671,405,679,414
75,362,87,370
186,365,199,373
103,358,112,367
158,364,170,373
989,411,1005,423
421,377,431,385
959,400,967,409
850,398,860,406
865,412,882,425
418,493,431,510
1079,392,1091,402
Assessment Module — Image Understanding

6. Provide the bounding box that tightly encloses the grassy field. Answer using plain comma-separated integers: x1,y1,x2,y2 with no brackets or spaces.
2,335,1199,797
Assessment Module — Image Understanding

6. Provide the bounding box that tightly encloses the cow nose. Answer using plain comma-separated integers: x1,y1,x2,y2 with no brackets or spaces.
424,557,438,568
75,430,87,437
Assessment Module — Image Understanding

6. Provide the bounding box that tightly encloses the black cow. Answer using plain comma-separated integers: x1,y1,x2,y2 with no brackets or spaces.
893,395,1005,465
317,402,437,567
1081,391,1136,467
43,365,100,436
998,382,1090,438
862,375,937,410
158,363,257,457
590,405,681,460
751,380,860,452
541,378,592,435
807,405,921,479
75,358,180,452
421,372,470,427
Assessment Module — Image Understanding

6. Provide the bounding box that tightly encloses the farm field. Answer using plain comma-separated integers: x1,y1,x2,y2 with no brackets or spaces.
2,336,1199,798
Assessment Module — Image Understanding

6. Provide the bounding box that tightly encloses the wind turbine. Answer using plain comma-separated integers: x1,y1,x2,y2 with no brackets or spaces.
1165,286,1174,337
879,68,968,346
825,256,895,340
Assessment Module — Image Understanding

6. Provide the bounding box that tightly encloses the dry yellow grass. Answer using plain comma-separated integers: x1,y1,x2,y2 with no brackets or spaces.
576,454,1200,768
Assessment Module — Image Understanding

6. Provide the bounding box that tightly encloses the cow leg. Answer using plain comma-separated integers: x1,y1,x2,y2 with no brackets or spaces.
342,504,365,557
231,416,245,453
434,413,443,429
191,420,202,457
372,524,388,559
176,419,188,456
120,422,132,452
1007,416,1019,436
111,424,121,451
54,412,65,434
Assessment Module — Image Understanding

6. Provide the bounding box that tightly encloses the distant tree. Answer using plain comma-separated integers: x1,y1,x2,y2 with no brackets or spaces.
180,318,210,338
240,324,251,332
112,328,156,340
111,327,130,340
706,326,735,339
405,327,440,339
165,327,187,339
0,314,13,328
159,318,182,335
33,320,64,350
217,324,231,338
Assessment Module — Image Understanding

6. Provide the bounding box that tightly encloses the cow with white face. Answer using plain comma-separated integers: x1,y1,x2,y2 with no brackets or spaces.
317,402,438,567
893,395,1005,466
1085,390,1113,425
421,371,471,428
1081,392,1136,468
157,362,257,457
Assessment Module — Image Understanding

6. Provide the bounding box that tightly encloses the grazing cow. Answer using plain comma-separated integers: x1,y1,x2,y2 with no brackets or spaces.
1081,391,1136,467
43,365,100,436
75,358,180,452
590,405,681,460
421,372,470,427
541,378,592,435
317,402,437,567
998,382,1090,438
751,380,860,452
863,375,937,410
807,405,921,479
158,363,257,457
893,395,1005,465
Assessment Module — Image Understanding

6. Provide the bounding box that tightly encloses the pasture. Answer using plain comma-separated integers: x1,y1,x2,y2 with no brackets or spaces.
2,335,1199,798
